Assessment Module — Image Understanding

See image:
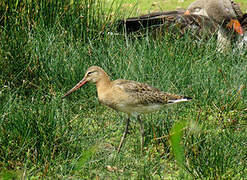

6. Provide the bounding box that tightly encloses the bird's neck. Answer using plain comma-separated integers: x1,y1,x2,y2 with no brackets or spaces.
95,74,112,95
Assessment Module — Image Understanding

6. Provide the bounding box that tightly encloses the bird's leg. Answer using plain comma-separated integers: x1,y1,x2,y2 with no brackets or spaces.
117,117,130,153
137,115,144,153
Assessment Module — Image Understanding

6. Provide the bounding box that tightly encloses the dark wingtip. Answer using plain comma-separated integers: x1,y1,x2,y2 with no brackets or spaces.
184,96,192,100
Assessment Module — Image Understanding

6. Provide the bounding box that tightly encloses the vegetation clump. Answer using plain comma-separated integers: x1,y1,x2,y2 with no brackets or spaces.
0,0,247,179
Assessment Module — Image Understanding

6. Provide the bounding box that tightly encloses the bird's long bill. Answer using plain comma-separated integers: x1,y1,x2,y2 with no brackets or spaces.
62,79,87,98
227,19,244,36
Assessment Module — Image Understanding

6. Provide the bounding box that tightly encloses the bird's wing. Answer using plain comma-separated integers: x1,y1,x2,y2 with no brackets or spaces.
113,79,184,105
117,11,217,38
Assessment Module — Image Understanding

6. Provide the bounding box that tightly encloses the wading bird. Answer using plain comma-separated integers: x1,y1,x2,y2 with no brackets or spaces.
62,66,192,153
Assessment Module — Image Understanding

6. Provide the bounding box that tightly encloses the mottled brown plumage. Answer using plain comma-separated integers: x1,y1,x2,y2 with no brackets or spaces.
63,66,191,153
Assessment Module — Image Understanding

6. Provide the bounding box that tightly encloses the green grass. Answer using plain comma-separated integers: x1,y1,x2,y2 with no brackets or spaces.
105,0,247,16
1,0,247,179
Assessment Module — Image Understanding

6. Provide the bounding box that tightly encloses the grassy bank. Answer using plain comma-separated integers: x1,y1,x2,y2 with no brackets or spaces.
1,0,247,179
104,0,247,16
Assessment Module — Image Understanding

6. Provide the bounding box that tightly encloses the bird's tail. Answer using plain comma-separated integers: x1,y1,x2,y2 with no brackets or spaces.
168,96,192,104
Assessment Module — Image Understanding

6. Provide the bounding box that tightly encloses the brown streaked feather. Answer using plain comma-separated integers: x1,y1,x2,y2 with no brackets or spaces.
113,79,184,106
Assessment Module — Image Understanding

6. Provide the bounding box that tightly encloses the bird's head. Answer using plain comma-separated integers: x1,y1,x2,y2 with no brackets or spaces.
62,66,106,98
185,0,207,16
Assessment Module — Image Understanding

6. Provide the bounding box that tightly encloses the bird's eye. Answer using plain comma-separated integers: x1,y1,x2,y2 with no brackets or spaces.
87,71,93,75
194,7,201,12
